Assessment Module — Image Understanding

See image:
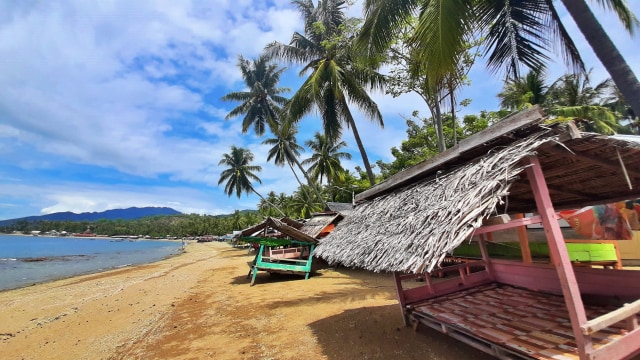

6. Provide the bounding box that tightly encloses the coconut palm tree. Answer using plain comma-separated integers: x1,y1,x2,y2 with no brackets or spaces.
261,119,327,207
265,0,385,186
498,70,548,111
221,55,290,136
290,184,324,219
545,71,622,134
302,132,351,185
218,146,285,216
356,0,639,114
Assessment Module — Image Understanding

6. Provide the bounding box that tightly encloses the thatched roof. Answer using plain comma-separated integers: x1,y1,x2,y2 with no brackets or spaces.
239,217,317,244
315,107,640,274
325,202,354,215
299,212,344,238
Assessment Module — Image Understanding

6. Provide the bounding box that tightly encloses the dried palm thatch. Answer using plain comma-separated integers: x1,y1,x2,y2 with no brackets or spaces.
299,212,343,238
239,217,317,244
315,131,559,274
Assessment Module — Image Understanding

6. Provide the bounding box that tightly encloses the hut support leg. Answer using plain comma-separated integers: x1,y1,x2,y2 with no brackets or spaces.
524,156,593,358
393,272,409,326
514,213,533,263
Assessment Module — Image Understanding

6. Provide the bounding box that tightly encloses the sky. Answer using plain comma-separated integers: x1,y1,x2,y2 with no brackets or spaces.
1,0,639,220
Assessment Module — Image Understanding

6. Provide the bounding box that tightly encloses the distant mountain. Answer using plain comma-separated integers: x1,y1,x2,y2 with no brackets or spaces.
0,207,182,226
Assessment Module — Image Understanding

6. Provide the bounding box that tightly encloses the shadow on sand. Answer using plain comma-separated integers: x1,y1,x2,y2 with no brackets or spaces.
308,304,495,360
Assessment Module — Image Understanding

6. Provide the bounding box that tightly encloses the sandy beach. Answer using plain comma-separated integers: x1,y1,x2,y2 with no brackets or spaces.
0,242,492,360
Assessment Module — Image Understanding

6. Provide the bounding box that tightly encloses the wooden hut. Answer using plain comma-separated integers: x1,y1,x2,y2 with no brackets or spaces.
315,107,640,360
240,213,343,286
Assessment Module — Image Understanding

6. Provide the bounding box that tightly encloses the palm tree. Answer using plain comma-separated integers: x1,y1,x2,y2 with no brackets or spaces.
261,119,327,206
498,70,548,111
265,0,385,186
302,132,351,185
221,55,290,136
290,184,324,219
545,72,621,134
218,146,285,216
560,1,640,117
356,0,639,114
259,191,283,217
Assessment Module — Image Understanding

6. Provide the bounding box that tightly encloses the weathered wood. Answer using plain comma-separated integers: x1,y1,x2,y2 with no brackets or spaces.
586,326,640,360
393,272,409,326
524,156,593,357
403,271,492,305
513,213,532,263
250,244,315,286
477,235,495,280
581,299,640,335
472,215,544,235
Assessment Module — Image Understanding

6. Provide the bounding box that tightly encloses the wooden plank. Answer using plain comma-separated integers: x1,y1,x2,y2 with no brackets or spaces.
524,156,593,357
586,326,640,360
393,272,409,326
477,235,495,280
403,271,492,305
472,215,545,235
356,107,545,203
514,213,533,264
581,299,640,335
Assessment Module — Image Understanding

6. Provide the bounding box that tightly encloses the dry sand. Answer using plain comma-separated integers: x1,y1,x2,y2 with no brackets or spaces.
0,242,493,360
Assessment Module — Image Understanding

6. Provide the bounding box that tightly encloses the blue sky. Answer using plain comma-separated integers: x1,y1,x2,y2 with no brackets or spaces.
1,0,639,220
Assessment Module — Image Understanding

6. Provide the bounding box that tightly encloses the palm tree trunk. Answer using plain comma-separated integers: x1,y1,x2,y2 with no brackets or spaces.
561,0,640,115
344,113,376,186
434,102,446,152
292,158,328,208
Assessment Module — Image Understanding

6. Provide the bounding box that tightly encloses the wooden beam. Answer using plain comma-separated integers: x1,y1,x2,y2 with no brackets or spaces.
393,272,409,326
514,213,532,263
473,215,545,235
586,326,640,360
581,299,640,335
545,144,640,180
477,235,495,279
524,156,593,357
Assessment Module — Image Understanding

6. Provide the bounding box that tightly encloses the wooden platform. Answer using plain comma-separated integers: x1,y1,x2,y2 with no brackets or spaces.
408,284,638,360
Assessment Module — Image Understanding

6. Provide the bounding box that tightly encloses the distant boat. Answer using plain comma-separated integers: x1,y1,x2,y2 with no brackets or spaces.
73,230,96,237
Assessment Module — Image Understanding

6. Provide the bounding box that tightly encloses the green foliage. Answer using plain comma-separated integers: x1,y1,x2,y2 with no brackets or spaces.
0,212,263,237
265,0,384,186
497,70,629,135
376,110,506,179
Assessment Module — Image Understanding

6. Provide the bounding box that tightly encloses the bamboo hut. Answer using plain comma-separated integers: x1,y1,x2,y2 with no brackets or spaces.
315,107,640,360
240,213,343,286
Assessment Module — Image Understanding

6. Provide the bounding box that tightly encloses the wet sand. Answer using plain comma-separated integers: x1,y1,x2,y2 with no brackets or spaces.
0,242,493,359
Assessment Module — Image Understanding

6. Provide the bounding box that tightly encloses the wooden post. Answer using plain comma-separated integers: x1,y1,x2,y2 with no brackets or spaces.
477,234,495,280
393,272,409,326
524,156,593,358
514,213,533,263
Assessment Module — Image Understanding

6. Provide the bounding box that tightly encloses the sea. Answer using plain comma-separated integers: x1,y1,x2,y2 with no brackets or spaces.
0,235,184,291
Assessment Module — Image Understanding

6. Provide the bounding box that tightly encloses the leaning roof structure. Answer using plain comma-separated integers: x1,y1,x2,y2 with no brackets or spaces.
315,107,640,274
299,212,343,239
239,217,317,244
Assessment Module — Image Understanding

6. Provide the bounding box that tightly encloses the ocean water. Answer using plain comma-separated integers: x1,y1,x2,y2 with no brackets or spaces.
0,235,183,291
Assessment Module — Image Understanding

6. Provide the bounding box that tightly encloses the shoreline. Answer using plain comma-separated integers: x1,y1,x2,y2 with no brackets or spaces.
0,235,186,293
0,242,493,359
0,247,187,293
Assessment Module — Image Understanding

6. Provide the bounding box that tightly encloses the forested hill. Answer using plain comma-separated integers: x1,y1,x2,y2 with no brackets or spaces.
0,207,181,226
